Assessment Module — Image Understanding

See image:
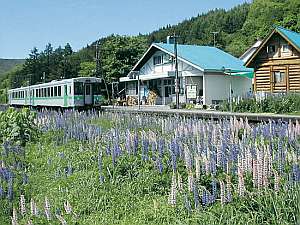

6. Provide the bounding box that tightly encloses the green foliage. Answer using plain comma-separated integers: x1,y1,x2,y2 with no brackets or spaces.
221,93,300,114
78,61,96,77
0,108,38,146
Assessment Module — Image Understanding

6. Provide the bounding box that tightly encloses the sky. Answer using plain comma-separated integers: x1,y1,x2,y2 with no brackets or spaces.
0,0,251,59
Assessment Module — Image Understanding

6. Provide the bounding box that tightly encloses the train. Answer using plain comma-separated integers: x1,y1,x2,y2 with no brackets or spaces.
8,77,103,108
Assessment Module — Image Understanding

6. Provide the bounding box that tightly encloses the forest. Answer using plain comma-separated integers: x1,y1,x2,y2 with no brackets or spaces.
0,0,300,103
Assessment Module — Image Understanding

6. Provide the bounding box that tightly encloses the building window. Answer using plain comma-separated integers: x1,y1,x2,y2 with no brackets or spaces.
267,45,276,54
282,44,290,53
153,55,163,65
273,71,285,83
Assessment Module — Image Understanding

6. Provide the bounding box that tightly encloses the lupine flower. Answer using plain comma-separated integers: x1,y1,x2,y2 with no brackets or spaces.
184,193,192,213
98,148,104,184
168,173,177,206
202,189,209,207
226,175,232,202
188,172,194,192
195,156,201,179
274,170,280,192
252,159,257,188
44,197,51,221
56,214,67,225
20,194,26,216
30,198,38,216
220,180,226,206
177,172,183,191
64,200,72,214
11,207,18,225
193,182,200,209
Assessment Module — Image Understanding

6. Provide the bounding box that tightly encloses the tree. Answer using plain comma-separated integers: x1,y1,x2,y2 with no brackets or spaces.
78,62,96,77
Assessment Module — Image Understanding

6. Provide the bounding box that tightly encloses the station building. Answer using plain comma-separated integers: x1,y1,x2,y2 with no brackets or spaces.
119,41,253,105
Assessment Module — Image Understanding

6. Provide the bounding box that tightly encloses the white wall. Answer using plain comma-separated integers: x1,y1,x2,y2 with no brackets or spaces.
204,73,252,105
139,50,203,77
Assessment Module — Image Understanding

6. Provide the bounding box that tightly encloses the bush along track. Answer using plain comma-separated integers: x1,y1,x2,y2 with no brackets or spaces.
0,109,300,224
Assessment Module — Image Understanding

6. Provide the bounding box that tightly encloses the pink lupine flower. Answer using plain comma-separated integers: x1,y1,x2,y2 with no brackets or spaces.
11,207,18,225
220,180,226,206
195,156,201,179
252,159,257,188
64,200,72,214
274,170,280,192
168,173,177,206
188,172,194,192
177,172,183,191
44,197,51,221
30,198,38,216
19,195,26,216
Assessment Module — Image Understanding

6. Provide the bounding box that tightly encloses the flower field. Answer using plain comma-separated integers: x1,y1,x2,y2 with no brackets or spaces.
0,109,300,224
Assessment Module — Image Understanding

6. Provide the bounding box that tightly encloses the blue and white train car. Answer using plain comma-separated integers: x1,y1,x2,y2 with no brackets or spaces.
8,77,103,108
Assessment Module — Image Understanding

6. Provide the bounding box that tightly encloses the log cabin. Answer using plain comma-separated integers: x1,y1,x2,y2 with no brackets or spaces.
245,26,300,93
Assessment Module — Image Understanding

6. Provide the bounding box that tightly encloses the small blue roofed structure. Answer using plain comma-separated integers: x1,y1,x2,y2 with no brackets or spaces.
120,41,253,106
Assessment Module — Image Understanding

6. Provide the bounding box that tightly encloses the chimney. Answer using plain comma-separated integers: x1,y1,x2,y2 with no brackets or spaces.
166,36,175,44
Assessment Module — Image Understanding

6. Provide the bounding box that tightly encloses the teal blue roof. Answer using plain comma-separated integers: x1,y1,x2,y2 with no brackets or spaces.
275,26,300,50
154,43,253,73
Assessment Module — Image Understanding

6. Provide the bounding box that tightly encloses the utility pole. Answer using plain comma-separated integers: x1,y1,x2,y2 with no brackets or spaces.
211,32,219,47
95,40,111,104
173,33,180,109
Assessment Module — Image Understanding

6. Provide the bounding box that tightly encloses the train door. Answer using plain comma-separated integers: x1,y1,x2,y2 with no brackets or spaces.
64,85,68,107
84,84,92,105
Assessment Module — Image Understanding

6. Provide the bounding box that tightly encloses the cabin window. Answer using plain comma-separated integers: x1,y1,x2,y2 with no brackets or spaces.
267,45,276,54
74,82,84,95
153,55,163,65
282,44,290,53
58,86,61,96
273,71,285,83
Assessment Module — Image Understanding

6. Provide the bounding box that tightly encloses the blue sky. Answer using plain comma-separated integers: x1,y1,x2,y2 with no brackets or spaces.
0,0,250,59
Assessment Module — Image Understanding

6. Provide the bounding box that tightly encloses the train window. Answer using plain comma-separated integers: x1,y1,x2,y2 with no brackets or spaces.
74,82,84,95
43,88,46,97
86,85,90,95
47,87,50,97
35,89,38,97
69,86,71,95
58,86,61,96
54,86,57,96
93,83,101,95
51,87,54,97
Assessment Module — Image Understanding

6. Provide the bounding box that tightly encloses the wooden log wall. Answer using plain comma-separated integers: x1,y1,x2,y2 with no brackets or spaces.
254,57,300,92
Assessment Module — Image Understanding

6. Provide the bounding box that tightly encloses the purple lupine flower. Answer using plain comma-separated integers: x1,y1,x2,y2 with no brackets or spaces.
7,177,13,201
193,182,200,209
184,193,192,213
142,137,149,161
0,185,3,198
23,173,29,185
133,132,139,156
211,179,217,202
98,148,104,184
105,144,111,156
202,189,209,207
151,141,157,161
